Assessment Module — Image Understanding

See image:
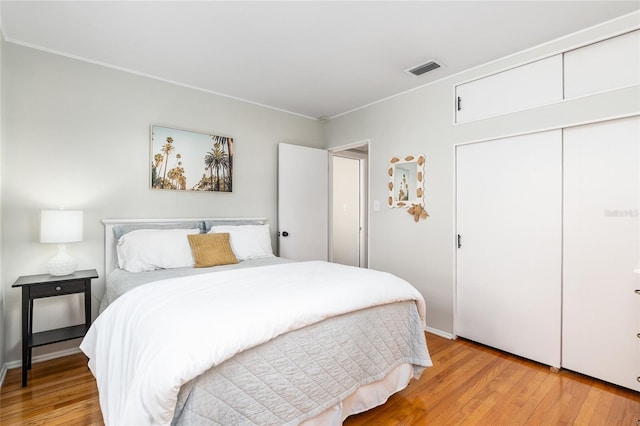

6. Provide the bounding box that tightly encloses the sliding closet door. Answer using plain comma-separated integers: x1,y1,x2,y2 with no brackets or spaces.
563,116,640,391
456,130,562,367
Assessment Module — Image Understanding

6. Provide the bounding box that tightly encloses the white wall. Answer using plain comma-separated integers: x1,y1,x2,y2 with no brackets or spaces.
1,43,323,364
324,12,640,335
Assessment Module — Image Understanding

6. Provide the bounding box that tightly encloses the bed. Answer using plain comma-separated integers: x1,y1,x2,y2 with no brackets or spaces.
80,218,432,425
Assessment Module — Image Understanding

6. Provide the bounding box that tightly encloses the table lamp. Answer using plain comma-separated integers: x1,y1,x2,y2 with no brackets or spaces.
40,209,83,276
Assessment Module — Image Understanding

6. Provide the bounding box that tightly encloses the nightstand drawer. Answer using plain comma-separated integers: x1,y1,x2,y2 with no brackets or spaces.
29,280,85,298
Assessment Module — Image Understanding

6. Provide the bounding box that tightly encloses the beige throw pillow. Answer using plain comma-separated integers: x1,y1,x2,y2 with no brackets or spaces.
187,233,238,268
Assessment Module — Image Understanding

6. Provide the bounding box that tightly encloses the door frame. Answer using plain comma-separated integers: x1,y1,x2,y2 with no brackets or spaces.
329,140,370,268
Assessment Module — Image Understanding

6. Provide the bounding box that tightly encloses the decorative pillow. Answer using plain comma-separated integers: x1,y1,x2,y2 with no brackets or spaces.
208,224,275,261
116,228,200,272
187,233,238,268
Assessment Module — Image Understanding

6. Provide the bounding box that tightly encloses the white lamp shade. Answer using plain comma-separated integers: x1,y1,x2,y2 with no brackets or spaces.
40,210,83,243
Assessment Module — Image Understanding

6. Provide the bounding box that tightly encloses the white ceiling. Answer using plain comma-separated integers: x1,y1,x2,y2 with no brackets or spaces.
1,1,639,120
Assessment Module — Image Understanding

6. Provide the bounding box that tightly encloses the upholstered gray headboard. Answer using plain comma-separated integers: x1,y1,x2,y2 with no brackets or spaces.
101,217,267,276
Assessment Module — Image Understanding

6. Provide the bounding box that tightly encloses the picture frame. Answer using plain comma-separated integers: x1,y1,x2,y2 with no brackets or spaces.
388,154,425,208
150,125,233,192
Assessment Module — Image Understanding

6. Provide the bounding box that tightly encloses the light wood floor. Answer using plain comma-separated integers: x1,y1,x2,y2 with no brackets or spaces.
1,333,638,425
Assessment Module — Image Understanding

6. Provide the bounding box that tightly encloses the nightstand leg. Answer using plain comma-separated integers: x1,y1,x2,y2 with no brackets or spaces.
84,279,92,331
21,289,29,387
27,299,33,370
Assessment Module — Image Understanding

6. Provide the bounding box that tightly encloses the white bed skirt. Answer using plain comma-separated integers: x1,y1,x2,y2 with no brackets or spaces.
302,363,413,425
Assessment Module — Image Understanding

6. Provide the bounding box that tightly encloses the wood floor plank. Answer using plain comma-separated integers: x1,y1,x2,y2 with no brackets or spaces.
572,381,607,425
474,361,545,424
422,354,516,424
449,355,529,424
412,345,495,404
2,334,638,425
606,385,640,426
557,374,592,424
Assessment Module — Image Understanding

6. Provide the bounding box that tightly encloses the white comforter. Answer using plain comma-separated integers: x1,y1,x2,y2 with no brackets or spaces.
80,261,426,425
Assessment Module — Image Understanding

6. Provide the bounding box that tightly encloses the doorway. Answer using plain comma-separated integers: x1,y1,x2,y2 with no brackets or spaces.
329,142,369,268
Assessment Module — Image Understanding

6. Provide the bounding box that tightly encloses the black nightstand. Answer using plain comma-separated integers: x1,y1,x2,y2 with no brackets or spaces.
12,269,98,387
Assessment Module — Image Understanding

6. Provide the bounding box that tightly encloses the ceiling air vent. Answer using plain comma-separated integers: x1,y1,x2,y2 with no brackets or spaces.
407,60,441,76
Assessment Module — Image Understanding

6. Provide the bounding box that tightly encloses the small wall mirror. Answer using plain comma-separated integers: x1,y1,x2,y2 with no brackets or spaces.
388,154,425,208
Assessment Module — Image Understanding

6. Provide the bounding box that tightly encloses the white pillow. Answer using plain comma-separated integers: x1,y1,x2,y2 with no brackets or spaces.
116,228,200,272
208,224,274,260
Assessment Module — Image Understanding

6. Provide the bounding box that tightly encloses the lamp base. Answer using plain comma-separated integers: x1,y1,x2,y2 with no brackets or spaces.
48,244,78,276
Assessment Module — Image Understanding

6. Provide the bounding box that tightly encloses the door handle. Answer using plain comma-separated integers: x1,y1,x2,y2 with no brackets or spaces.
457,234,462,249
281,231,289,237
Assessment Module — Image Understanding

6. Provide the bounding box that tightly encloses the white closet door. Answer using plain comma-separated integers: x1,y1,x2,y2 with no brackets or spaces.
456,130,562,367
564,30,640,99
562,116,640,391
455,55,563,123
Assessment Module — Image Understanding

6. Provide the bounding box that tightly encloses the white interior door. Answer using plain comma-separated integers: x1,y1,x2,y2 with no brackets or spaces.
331,156,360,266
562,116,640,391
278,143,328,261
456,130,562,368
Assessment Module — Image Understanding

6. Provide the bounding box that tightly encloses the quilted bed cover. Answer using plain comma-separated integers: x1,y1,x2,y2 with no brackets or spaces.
81,260,430,425
173,300,430,425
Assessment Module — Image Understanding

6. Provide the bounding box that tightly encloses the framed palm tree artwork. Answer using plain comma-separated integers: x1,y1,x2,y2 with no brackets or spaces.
150,125,233,192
